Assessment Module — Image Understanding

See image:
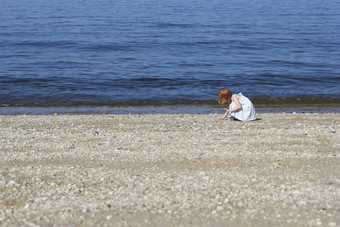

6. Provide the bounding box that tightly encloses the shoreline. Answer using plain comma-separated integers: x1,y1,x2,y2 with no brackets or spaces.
0,113,339,226
1,104,340,115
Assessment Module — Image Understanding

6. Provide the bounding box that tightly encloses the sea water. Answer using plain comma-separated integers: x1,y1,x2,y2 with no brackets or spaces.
1,0,340,113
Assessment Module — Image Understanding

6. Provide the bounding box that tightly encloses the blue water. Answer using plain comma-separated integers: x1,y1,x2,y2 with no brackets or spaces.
1,0,340,109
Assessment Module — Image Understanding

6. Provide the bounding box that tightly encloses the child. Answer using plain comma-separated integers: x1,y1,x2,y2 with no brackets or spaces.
218,88,256,121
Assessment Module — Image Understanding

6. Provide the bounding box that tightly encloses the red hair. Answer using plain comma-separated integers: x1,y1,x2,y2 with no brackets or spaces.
217,88,233,104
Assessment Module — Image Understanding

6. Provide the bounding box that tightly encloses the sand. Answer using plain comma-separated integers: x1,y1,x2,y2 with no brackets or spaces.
0,113,339,226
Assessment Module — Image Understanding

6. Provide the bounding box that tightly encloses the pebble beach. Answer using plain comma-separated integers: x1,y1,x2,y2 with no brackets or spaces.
0,113,339,226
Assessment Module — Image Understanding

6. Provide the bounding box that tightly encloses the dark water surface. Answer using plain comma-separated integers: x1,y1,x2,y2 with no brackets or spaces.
1,0,340,113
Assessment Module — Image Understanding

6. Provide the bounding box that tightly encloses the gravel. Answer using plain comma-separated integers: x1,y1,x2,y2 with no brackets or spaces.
0,113,339,226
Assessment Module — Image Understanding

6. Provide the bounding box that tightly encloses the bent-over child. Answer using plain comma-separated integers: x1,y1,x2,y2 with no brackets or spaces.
218,88,256,121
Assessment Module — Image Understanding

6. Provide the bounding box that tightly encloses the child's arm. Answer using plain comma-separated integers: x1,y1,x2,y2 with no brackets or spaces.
228,95,242,113
219,108,229,120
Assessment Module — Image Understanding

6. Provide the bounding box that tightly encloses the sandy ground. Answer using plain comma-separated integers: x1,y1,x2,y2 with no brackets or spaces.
0,113,339,226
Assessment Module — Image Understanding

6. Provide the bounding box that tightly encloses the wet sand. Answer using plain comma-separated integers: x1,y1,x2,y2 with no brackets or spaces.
0,113,339,226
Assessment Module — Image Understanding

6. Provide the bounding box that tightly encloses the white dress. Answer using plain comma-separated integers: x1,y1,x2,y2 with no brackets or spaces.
228,93,256,121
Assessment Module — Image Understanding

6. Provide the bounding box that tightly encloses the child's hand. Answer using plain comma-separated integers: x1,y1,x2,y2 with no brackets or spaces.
219,109,229,120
